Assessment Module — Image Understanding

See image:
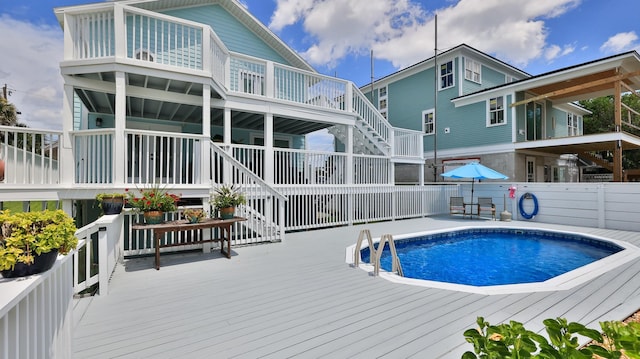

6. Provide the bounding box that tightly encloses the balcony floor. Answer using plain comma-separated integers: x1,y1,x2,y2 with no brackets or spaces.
73,217,640,358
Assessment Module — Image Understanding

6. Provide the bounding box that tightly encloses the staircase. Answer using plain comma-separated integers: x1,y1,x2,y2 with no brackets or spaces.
580,151,614,171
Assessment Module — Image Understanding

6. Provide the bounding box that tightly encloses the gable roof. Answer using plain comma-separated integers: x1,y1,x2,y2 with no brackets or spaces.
362,43,530,89
55,0,315,72
452,50,640,106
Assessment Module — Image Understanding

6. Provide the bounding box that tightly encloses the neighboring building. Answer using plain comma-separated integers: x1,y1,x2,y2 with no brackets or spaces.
364,44,640,183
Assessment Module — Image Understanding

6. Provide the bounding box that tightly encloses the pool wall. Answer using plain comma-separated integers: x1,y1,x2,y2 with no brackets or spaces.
346,225,640,295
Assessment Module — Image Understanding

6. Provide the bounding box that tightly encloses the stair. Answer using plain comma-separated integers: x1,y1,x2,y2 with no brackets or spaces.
580,151,614,171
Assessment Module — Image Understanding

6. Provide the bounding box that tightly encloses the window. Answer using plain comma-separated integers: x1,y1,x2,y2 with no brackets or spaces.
488,96,505,125
379,99,387,110
440,61,453,89
379,87,387,98
567,113,579,136
423,109,435,135
464,59,481,83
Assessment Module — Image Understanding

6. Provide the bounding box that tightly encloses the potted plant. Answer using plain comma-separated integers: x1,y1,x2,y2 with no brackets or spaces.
0,210,78,278
183,208,205,223
125,185,181,224
95,193,125,215
210,184,246,219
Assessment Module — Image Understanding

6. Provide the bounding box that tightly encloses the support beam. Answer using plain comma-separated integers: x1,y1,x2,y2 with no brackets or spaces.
510,70,640,108
613,80,623,182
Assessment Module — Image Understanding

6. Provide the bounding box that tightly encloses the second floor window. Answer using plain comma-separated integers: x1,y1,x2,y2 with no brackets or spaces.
440,61,453,89
423,110,435,134
567,113,580,136
488,96,505,125
465,59,481,83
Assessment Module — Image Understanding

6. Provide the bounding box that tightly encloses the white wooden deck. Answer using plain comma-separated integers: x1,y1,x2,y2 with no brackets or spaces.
72,217,640,358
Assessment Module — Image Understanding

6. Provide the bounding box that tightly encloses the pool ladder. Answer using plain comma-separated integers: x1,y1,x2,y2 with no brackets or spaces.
353,229,403,277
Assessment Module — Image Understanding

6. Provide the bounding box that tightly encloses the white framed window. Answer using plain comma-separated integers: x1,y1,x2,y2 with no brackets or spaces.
239,70,264,95
379,86,387,98
440,61,454,89
422,109,435,135
379,98,387,110
464,59,481,83
381,110,387,119
487,96,505,126
567,113,580,136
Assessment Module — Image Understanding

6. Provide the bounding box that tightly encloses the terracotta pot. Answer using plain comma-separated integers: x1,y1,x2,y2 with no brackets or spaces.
219,207,235,220
1,249,59,278
0,158,5,181
143,210,164,224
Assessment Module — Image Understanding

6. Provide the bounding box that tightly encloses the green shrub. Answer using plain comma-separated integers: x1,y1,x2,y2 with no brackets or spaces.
462,316,640,358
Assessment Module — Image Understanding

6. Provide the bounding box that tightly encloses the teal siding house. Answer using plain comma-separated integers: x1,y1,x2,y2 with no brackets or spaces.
364,44,640,182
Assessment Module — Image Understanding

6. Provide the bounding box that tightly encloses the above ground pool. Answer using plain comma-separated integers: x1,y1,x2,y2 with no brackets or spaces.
347,226,640,294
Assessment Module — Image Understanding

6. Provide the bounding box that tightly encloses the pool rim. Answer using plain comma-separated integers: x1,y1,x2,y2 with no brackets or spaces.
345,225,640,295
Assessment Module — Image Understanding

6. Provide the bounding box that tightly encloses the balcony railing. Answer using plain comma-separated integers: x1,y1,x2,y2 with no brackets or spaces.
0,125,61,185
61,3,421,160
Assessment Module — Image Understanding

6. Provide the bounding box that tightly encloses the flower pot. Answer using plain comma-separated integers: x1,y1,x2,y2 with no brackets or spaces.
0,158,5,181
101,197,124,215
143,210,165,224
219,207,235,220
1,249,59,278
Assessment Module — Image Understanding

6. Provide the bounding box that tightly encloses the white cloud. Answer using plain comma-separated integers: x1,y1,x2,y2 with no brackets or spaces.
270,0,582,70
544,44,575,61
600,31,639,54
0,15,64,130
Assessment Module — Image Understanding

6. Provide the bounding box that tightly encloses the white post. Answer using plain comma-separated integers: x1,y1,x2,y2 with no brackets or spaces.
113,4,126,59
201,84,211,185
346,125,354,225
60,83,75,186
265,61,274,98
264,113,274,184
222,107,232,184
62,13,75,60
114,71,126,185
97,226,109,295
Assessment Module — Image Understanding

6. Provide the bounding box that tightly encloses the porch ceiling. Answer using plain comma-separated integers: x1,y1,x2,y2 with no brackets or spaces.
73,72,331,135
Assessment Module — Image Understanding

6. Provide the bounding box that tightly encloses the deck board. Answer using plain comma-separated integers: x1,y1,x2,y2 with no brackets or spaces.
73,217,640,358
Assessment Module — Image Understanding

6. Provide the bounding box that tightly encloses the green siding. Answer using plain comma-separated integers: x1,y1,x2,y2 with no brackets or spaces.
482,66,507,90
387,68,436,132
162,5,291,66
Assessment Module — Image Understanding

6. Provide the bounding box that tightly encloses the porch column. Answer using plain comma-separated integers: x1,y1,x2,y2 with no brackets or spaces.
60,83,75,186
264,113,274,184
222,107,232,184
114,71,126,185
201,84,211,187
346,125,354,226
201,84,212,251
613,80,623,182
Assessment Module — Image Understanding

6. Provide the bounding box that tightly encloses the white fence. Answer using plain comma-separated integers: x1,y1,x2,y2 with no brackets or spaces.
0,126,61,185
0,253,74,359
455,182,640,232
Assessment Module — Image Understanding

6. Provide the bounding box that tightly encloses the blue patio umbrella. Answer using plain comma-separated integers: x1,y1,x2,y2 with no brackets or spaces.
441,162,508,204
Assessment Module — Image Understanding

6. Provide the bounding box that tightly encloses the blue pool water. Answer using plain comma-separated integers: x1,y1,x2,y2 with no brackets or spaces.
360,229,623,286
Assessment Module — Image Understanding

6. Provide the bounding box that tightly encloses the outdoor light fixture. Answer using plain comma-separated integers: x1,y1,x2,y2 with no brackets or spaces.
96,117,103,127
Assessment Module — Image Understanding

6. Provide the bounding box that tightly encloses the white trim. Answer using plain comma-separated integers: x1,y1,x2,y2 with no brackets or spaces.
422,108,435,135
486,95,506,127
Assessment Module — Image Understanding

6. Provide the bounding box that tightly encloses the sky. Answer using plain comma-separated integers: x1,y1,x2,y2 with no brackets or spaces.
2,0,640,140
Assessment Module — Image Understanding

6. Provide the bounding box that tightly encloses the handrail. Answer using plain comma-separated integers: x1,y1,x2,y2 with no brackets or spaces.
211,141,287,201
375,234,403,277
352,229,403,277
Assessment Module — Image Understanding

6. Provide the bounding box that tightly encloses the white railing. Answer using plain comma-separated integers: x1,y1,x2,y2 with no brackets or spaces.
124,7,203,70
273,63,348,110
351,84,391,147
273,148,347,185
277,185,458,231
229,54,266,95
65,4,229,87
72,129,114,184
0,254,74,358
211,142,287,245
125,129,205,185
354,155,391,184
73,214,124,296
69,9,115,59
0,125,61,185
394,127,424,159
229,144,265,180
